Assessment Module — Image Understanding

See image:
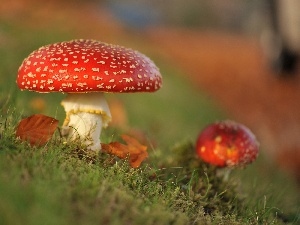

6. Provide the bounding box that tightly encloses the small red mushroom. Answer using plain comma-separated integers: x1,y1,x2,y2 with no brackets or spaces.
196,121,259,167
17,39,162,150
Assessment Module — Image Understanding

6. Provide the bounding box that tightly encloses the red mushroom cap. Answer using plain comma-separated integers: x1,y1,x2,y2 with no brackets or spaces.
196,121,259,167
17,39,162,93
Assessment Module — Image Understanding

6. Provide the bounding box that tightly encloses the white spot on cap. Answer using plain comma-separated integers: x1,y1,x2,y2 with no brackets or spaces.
123,78,133,83
27,72,36,78
47,79,53,84
201,146,206,152
77,82,87,87
97,83,104,88
92,68,100,72
59,69,67,73
74,68,80,72
92,76,102,81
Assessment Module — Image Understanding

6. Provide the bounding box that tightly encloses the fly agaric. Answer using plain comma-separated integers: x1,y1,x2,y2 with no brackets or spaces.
196,121,259,167
17,39,162,150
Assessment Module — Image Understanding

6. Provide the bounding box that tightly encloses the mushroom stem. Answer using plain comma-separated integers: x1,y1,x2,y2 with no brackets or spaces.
61,92,112,151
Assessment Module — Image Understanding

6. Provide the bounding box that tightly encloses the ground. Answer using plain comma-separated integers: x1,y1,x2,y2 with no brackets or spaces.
2,0,300,182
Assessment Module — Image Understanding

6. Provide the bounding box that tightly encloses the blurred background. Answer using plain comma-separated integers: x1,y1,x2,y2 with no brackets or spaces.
1,0,300,187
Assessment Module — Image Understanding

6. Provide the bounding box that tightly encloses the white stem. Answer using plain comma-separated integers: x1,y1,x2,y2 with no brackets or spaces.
61,92,112,151
66,112,102,150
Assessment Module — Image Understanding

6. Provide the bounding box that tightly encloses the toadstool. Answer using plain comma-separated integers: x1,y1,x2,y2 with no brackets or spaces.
196,120,259,167
17,39,162,150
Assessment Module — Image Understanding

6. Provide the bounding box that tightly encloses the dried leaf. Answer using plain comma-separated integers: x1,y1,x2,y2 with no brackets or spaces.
121,134,148,168
121,134,147,153
102,134,148,168
102,142,128,159
16,114,59,147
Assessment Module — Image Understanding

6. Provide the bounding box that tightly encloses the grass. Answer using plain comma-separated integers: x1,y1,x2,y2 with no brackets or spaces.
0,111,277,225
1,110,299,224
0,111,230,224
1,10,300,225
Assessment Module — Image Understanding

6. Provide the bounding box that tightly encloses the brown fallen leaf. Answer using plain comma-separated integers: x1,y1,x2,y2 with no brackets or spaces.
16,114,59,147
102,134,148,168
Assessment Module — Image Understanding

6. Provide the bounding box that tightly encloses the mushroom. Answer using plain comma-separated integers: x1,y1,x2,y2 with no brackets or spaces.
196,120,259,167
17,39,162,150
